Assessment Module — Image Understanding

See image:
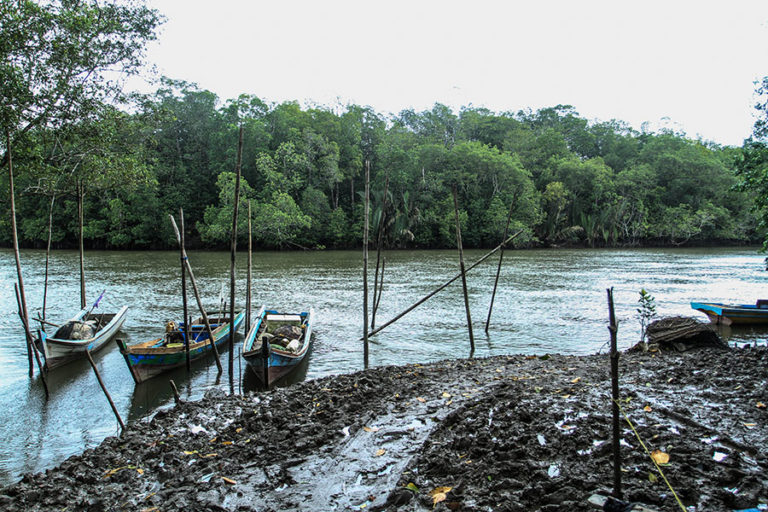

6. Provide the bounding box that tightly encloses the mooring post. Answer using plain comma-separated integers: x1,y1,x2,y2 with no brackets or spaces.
363,160,371,369
453,185,475,355
607,287,622,499
14,284,48,397
228,125,244,395
179,208,191,373
169,379,181,405
485,202,515,334
43,194,56,322
86,350,125,432
371,174,389,330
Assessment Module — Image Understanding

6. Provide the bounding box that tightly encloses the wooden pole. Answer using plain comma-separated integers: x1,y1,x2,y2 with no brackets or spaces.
169,215,222,373
15,284,48,396
229,126,244,394
246,201,252,335
78,181,86,309
453,186,474,354
169,379,181,405
85,350,125,432
374,257,385,317
368,229,524,338
42,194,56,322
485,202,515,334
363,160,370,368
371,174,389,330
607,287,622,499
179,208,191,373
6,131,34,376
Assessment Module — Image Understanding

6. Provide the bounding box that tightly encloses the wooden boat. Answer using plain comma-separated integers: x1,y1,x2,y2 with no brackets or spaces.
117,310,245,384
690,301,768,325
36,305,129,370
242,307,314,387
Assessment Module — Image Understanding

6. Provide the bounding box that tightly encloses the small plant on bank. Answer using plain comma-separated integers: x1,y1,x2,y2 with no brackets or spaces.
637,288,658,347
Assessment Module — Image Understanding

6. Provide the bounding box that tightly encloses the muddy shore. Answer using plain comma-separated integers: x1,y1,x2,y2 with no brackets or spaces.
1,346,766,511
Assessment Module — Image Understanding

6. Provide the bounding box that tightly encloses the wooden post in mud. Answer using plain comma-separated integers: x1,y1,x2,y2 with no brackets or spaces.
86,349,125,432
453,185,475,354
374,257,385,325
607,287,622,499
77,180,86,309
43,195,56,322
169,379,181,404
485,202,515,334
15,284,48,396
228,126,244,394
6,131,34,376
363,160,371,369
368,229,524,338
246,201,253,335
169,215,222,373
179,208,191,373
371,174,389,330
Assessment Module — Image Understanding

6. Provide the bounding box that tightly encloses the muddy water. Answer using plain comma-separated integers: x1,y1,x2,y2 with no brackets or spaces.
1,247,767,485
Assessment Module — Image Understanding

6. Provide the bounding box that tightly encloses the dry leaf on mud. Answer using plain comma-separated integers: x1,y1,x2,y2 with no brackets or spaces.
417,397,426,403
405,482,419,492
571,377,580,383
221,477,236,485
442,392,452,399
644,405,652,412
430,486,453,496
757,402,766,409
363,426,380,432
743,423,757,429
375,449,386,457
651,450,670,464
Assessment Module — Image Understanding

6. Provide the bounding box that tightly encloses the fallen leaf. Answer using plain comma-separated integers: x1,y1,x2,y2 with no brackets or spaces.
204,453,218,458
375,449,386,457
648,472,658,483
757,402,766,409
430,486,453,496
442,392,452,399
433,493,447,505
183,450,198,455
235,427,243,433
417,397,426,403
651,450,670,464
534,386,543,393
644,405,652,412
136,468,144,475
221,477,236,485
221,441,233,445
496,368,502,373
743,422,757,429
405,482,419,492
571,377,580,384
363,426,380,433
446,400,453,405
561,394,571,399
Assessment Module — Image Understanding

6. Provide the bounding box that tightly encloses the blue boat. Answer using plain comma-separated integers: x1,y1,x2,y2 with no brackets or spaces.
242,306,314,387
117,310,245,383
690,301,768,326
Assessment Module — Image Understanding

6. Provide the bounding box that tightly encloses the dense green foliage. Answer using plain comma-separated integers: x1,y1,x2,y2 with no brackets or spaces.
2,83,762,250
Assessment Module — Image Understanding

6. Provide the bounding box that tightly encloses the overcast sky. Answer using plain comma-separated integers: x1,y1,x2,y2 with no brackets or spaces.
134,0,768,146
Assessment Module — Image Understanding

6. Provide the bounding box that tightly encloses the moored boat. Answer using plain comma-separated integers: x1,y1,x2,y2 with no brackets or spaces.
242,307,314,387
690,300,768,325
117,310,245,384
37,305,129,370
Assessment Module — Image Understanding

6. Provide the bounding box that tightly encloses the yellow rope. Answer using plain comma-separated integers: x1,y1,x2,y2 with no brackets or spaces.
614,399,687,512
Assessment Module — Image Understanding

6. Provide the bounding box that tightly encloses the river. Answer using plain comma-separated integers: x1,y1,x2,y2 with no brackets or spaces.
1,246,767,485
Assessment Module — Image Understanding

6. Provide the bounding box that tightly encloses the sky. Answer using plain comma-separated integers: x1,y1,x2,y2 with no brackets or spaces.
132,0,768,146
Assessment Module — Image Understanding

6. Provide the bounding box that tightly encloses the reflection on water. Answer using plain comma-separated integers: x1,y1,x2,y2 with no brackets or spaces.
1,246,767,484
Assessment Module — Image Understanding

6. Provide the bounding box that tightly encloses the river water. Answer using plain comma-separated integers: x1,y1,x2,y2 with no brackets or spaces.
1,246,767,485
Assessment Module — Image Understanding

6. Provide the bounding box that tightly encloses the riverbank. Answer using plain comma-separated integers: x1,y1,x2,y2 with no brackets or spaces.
1,345,766,511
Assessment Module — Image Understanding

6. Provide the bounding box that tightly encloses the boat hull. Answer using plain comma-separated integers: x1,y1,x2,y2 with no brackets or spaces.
39,306,129,370
118,311,245,384
691,301,768,326
242,307,313,387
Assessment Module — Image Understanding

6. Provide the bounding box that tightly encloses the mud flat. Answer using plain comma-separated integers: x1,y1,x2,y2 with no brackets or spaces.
1,346,766,511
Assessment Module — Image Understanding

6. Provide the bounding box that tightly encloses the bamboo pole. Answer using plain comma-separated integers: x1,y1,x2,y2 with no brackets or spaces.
363,160,370,369
367,229,524,338
78,181,86,309
371,175,389,330
6,131,34,376
485,202,516,334
85,350,125,432
169,215,222,373
179,208,191,372
229,126,244,394
607,287,622,499
15,284,48,396
453,186,475,354
246,201,252,335
42,195,56,322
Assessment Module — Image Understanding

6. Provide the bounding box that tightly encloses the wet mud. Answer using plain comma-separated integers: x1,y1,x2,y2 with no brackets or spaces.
1,346,766,511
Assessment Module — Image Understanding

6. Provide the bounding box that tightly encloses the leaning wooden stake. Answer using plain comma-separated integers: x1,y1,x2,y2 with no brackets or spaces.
86,349,125,432
15,284,48,397
6,132,34,376
607,287,622,499
485,202,515,334
374,257,386,319
179,208,191,372
42,194,56,322
169,215,222,373
368,229,524,338
228,125,244,394
246,201,253,335
371,174,389,330
169,379,181,405
453,186,474,354
363,160,371,369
